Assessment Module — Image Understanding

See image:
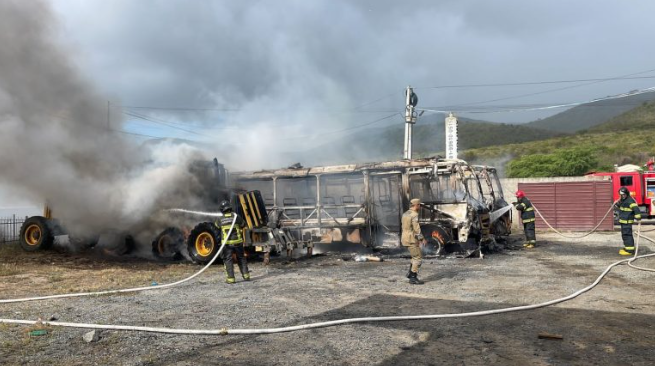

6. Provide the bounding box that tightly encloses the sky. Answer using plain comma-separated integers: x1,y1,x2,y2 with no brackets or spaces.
45,0,655,143
2,0,655,209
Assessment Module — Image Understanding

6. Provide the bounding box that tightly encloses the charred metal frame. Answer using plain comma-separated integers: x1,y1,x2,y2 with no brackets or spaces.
231,158,508,252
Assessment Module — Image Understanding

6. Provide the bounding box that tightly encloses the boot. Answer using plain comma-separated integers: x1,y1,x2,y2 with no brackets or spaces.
408,271,424,285
406,264,412,278
619,248,634,256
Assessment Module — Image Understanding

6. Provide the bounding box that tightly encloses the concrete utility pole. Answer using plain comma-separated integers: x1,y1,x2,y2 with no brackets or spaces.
445,112,458,159
403,86,418,160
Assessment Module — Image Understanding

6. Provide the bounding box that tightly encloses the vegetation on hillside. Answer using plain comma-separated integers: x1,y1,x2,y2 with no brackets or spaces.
461,129,655,177
506,147,599,177
308,117,563,165
583,100,655,134
525,91,655,133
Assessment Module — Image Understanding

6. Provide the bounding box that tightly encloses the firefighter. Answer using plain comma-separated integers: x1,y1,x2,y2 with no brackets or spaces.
217,200,250,283
615,187,641,256
401,198,427,285
513,190,537,248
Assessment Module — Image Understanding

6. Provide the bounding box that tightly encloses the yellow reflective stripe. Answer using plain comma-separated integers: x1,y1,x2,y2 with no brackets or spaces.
525,207,534,212
635,214,642,219
523,218,536,223
625,246,635,250
620,207,633,211
221,222,244,245
618,219,634,224
629,203,638,208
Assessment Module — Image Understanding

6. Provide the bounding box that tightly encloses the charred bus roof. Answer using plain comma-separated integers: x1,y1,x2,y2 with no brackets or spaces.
231,157,477,180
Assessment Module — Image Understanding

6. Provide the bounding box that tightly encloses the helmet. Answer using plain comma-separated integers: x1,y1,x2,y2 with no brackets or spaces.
515,190,525,199
219,200,233,213
618,187,629,196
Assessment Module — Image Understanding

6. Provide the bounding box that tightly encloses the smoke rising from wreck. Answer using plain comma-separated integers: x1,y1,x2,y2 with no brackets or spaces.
0,1,204,243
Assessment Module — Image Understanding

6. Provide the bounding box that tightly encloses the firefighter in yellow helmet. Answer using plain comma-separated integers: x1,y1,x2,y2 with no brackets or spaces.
218,200,250,283
615,187,641,256
401,198,427,285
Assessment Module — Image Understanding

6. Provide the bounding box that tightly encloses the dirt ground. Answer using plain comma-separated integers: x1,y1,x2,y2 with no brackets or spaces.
1,231,655,366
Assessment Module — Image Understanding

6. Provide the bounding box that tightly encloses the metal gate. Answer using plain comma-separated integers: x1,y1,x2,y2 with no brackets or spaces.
518,181,614,231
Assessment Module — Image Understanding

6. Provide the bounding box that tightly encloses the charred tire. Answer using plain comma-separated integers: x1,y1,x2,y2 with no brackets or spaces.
152,227,184,260
187,222,221,264
19,216,54,252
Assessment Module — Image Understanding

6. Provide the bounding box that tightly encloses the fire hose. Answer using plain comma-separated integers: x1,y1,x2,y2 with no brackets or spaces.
0,212,237,304
1,209,654,335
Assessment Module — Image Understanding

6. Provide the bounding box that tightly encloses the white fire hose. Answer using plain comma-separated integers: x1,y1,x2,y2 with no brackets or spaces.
0,212,237,304
0,208,653,335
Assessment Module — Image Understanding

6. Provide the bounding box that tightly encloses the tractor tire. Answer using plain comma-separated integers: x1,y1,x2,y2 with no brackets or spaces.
19,216,54,252
187,222,222,264
152,227,184,260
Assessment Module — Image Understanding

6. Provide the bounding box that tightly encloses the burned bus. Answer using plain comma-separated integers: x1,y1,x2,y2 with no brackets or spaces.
232,157,510,257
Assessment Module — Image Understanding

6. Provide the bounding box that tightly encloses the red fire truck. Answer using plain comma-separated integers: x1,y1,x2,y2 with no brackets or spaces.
589,160,655,218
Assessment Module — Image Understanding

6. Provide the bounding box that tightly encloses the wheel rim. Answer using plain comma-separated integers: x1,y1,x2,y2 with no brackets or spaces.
157,236,168,255
195,232,214,257
24,224,42,246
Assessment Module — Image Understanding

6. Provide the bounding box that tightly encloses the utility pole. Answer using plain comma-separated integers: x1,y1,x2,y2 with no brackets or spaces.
403,86,418,160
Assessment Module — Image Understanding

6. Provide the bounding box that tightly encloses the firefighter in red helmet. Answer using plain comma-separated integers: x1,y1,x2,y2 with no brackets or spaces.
513,190,536,248
615,187,641,256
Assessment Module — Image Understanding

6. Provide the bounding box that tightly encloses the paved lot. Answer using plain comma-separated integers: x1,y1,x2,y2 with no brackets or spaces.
1,232,654,365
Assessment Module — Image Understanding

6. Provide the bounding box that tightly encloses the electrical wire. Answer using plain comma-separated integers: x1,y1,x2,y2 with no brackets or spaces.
123,111,206,136
440,67,655,107
415,74,655,90
418,86,655,115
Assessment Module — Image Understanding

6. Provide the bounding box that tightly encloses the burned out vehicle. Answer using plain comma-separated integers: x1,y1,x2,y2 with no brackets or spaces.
18,157,510,262
232,157,510,257
474,165,512,237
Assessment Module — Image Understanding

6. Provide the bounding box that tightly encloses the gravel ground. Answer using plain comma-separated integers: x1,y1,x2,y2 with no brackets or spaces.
1,231,655,365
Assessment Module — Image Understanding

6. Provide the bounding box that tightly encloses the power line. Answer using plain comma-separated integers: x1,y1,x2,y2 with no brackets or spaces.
122,110,205,136
415,74,655,89
418,86,655,115
118,105,240,112
445,67,655,107
279,113,401,140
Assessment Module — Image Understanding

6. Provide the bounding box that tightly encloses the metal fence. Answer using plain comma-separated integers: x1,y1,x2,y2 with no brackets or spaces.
0,215,27,243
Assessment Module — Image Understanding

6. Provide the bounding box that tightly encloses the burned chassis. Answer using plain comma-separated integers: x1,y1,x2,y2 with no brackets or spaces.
232,157,501,257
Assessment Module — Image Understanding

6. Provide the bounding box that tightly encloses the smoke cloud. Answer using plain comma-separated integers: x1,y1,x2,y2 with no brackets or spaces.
0,1,203,241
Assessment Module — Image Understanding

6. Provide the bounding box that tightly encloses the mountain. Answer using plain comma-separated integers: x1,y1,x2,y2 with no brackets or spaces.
524,91,655,133
461,99,655,176
303,114,564,166
584,99,655,134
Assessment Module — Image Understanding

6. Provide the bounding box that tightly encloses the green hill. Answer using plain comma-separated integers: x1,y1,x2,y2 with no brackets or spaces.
584,100,655,133
462,100,655,177
305,115,564,165
524,91,655,133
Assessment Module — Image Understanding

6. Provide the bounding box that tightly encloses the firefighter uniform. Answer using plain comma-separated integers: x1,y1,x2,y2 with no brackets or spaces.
515,196,536,247
616,195,641,255
402,198,425,284
217,212,250,283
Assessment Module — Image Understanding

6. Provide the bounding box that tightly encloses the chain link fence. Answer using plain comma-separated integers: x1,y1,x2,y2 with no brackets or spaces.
0,215,26,243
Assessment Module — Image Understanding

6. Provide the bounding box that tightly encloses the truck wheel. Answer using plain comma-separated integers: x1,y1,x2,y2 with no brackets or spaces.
152,227,184,260
187,222,221,264
19,216,54,252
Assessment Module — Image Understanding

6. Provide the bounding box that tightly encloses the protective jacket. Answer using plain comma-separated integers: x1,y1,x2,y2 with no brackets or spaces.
515,197,535,223
217,212,245,245
617,196,641,224
401,209,424,246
